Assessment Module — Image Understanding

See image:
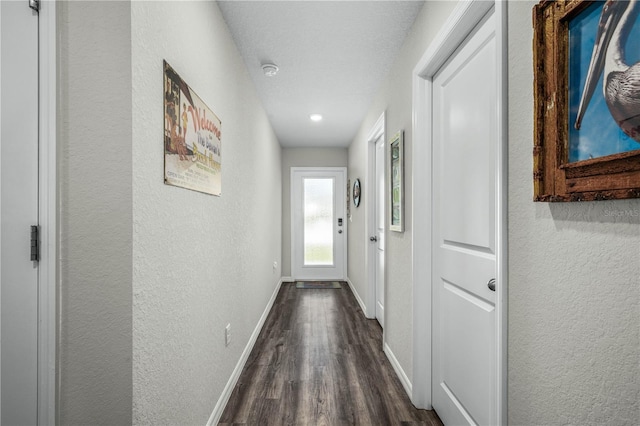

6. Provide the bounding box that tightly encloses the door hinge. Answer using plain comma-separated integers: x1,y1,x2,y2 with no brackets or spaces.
30,225,39,262
29,0,39,12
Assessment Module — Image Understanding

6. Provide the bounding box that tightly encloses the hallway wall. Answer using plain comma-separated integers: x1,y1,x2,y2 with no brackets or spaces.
281,148,348,277
58,1,282,424
58,1,133,423
507,2,639,424
349,1,639,424
131,2,282,424
347,0,457,381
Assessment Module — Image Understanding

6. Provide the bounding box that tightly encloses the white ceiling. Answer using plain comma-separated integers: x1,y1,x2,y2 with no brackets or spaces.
218,1,425,148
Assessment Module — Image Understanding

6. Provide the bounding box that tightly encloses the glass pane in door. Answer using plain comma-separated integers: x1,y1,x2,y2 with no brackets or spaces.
303,178,334,265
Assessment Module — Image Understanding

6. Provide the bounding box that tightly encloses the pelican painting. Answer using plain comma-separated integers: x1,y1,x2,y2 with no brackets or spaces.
570,0,640,162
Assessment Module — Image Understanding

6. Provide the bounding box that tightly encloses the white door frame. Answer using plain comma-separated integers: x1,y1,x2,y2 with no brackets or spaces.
411,1,507,423
290,167,347,281
365,112,385,321
38,1,57,424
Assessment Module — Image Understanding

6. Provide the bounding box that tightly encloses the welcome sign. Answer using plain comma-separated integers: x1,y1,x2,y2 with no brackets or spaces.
163,60,222,196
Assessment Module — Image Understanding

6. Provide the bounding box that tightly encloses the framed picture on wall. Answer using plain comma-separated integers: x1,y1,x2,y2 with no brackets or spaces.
164,60,222,196
347,179,351,215
533,0,640,201
389,131,404,232
353,178,361,208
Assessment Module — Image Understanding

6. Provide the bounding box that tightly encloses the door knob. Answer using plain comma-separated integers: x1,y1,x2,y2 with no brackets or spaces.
487,278,496,292
370,236,378,242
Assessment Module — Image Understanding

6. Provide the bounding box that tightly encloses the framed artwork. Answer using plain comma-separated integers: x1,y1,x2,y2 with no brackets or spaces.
533,0,640,202
164,60,222,196
353,178,361,207
347,179,351,216
389,131,404,232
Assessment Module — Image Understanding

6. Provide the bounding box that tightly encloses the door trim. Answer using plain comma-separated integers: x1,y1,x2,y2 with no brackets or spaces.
38,1,57,424
290,167,347,281
411,1,507,423
365,112,384,321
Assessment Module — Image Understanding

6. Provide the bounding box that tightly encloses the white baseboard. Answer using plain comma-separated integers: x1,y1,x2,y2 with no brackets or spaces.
384,342,413,400
206,278,284,426
281,276,294,283
346,277,368,317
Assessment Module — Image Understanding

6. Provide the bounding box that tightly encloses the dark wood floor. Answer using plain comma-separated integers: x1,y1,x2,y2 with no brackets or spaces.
219,282,442,425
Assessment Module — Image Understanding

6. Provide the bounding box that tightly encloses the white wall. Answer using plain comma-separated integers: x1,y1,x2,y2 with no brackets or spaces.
281,148,347,277
508,2,639,424
349,1,639,423
347,0,456,381
57,1,133,424
131,1,282,424
57,1,282,423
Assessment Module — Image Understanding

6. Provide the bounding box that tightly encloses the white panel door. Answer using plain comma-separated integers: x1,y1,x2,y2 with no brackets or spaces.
291,168,346,280
432,10,497,426
375,137,385,327
0,1,40,424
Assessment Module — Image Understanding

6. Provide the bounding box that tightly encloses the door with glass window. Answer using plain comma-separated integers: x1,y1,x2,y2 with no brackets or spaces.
291,167,346,280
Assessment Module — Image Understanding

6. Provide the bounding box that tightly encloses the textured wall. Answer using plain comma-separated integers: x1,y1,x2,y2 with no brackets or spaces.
131,1,282,424
347,0,456,381
281,148,348,277
508,2,640,424
57,1,133,424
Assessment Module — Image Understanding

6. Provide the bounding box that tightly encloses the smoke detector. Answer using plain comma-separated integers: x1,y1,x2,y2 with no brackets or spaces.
261,63,279,77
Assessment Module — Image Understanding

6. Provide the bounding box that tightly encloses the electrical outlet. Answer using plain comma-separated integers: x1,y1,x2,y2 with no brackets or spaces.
225,324,231,347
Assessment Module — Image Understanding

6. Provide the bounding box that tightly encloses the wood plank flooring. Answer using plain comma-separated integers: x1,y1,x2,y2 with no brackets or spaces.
219,282,442,425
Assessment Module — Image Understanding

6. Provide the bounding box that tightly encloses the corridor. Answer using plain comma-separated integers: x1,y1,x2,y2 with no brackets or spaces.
220,283,441,425
7,0,636,424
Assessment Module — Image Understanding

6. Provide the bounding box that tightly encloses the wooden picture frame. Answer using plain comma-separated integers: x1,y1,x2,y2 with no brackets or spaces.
533,0,640,202
346,179,351,216
389,131,404,232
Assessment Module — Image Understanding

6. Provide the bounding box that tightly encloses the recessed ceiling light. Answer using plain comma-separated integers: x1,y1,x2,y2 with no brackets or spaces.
310,114,323,122
261,63,279,77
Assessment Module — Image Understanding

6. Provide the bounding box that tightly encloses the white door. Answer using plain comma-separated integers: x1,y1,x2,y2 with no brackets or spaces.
374,137,385,327
1,1,40,424
432,10,497,426
291,167,346,280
